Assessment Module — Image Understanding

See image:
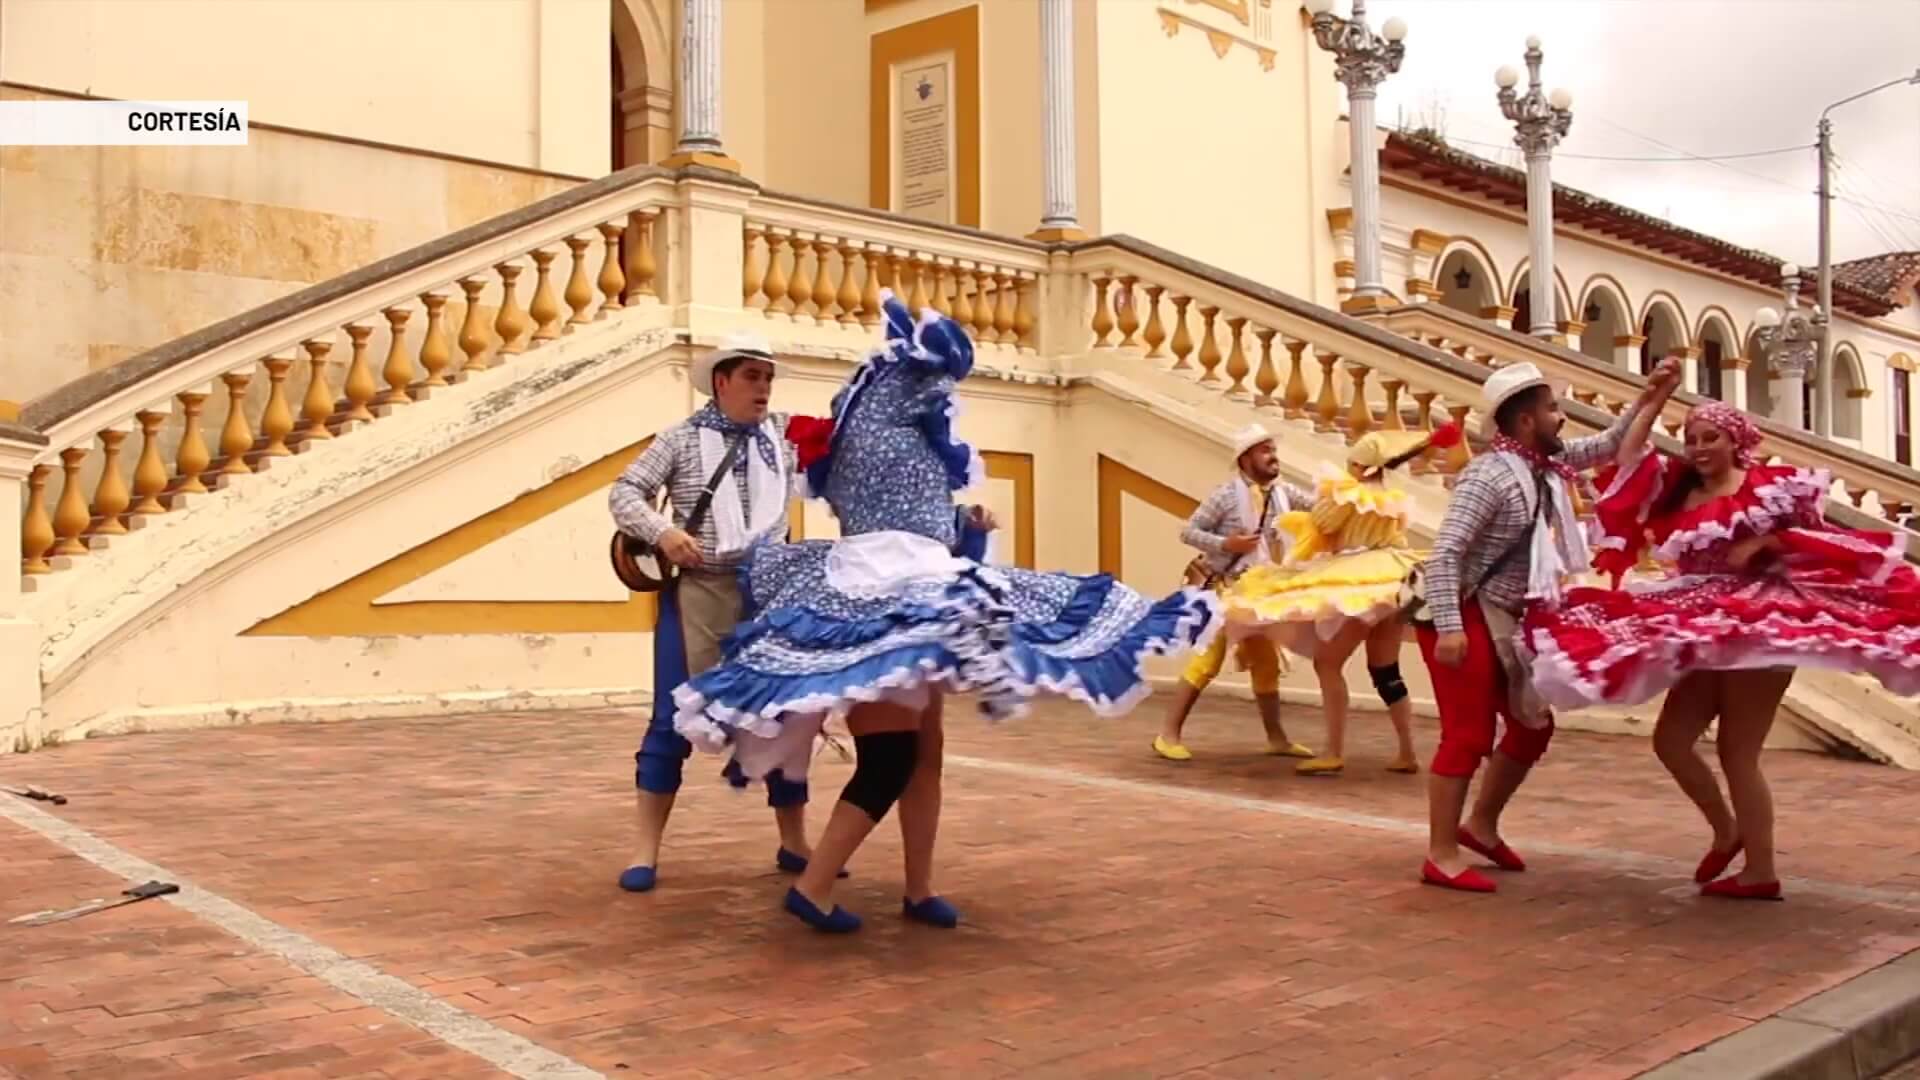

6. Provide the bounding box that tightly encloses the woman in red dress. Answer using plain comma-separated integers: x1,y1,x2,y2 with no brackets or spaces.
1523,400,1920,901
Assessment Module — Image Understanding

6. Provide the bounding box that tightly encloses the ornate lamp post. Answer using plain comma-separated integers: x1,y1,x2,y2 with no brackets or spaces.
1495,37,1573,338
1753,262,1826,430
1306,0,1407,314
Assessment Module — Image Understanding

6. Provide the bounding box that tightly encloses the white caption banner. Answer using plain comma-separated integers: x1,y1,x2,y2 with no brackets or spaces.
0,100,249,146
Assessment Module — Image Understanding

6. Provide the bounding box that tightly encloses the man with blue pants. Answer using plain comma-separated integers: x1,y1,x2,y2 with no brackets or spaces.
608,335,828,892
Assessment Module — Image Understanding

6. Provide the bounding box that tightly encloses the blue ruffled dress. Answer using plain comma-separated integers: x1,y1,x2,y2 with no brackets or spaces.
672,292,1221,783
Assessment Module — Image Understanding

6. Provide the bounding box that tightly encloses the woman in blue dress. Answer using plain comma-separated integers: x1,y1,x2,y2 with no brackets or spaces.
673,291,1221,933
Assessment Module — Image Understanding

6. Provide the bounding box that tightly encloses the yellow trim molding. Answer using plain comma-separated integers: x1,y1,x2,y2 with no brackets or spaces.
1097,456,1198,578
246,439,661,637
870,7,981,227
1158,8,1277,70
982,450,1037,569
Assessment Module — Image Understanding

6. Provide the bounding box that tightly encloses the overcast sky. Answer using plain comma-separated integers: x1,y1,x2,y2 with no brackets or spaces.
1358,0,1920,267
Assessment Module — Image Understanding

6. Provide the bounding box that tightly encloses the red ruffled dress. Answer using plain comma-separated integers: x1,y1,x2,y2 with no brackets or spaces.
1522,451,1920,709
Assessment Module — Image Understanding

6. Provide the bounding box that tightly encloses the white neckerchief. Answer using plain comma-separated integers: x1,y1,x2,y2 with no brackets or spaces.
1494,452,1591,606
1232,474,1288,567
699,421,789,558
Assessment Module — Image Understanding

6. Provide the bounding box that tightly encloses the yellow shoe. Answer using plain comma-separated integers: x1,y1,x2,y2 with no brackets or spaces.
1152,735,1193,762
1296,755,1345,776
1386,754,1420,774
1267,740,1316,759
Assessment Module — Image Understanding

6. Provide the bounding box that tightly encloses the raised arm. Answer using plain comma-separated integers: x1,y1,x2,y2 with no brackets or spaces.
1561,356,1684,472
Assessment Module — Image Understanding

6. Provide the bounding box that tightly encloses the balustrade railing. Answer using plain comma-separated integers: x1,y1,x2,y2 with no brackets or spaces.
1379,303,1920,535
15,166,683,584
742,192,1049,352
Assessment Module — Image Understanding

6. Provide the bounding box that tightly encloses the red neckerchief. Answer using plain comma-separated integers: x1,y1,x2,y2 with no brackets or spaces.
1489,433,1577,483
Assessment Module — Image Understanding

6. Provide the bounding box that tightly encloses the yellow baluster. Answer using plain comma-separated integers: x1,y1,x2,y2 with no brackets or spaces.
1344,363,1374,440
378,307,414,406
173,390,211,494
1282,340,1310,418
1142,285,1167,358
1223,316,1250,395
1168,295,1194,370
742,225,765,308
1253,328,1279,406
859,247,883,326
596,222,626,317
906,257,931,315
494,263,531,355
786,234,815,318
87,428,131,535
1115,276,1141,348
21,464,53,573
299,339,336,440
1382,378,1407,431
1314,352,1342,433
1196,305,1223,382
529,249,563,342
218,369,254,474
457,279,491,375
563,235,596,328
260,355,296,456
971,271,997,340
130,410,168,514
1089,277,1114,347
1014,275,1037,350
51,447,90,556
763,233,791,316
1411,390,1439,473
418,293,452,388
1445,404,1474,473
992,272,1016,345
930,263,953,318
341,324,378,422
624,210,657,302
811,238,837,321
952,265,976,329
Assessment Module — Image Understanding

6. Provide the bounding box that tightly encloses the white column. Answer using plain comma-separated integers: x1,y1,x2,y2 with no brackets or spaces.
668,0,734,169
1034,0,1083,240
1524,150,1557,336
1348,88,1385,304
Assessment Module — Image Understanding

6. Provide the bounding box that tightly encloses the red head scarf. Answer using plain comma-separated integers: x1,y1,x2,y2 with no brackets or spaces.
1687,402,1763,467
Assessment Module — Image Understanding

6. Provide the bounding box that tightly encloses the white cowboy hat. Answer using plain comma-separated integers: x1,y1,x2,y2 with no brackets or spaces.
689,333,776,397
1230,424,1275,460
1479,361,1550,439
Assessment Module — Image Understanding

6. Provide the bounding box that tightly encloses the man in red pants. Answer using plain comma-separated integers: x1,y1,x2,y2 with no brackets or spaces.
1415,357,1680,893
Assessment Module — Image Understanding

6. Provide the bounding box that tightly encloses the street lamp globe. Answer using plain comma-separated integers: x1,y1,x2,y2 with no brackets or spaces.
1755,306,1782,329
1525,34,1542,50
1781,262,1800,278
1305,0,1337,16
1496,65,1520,89
1383,16,1408,42
1549,87,1572,110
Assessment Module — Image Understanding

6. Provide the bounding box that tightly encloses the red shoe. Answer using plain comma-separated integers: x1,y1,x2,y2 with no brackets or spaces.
1422,859,1497,893
1457,827,1527,872
1701,876,1782,901
1694,840,1744,885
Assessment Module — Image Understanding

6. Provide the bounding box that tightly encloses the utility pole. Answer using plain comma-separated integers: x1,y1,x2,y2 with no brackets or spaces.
1812,69,1919,437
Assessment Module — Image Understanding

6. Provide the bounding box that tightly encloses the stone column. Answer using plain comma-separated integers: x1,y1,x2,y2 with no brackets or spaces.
664,0,739,172
1030,0,1085,242
1496,39,1572,338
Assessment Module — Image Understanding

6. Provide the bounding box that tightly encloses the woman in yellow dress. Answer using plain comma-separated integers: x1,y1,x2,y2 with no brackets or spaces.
1224,424,1461,777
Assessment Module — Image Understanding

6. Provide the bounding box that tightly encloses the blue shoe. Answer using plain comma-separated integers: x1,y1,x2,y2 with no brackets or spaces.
783,887,861,933
902,895,960,928
776,848,849,878
617,865,657,893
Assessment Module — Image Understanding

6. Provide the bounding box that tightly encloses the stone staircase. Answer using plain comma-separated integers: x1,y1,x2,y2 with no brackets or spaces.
1,165,1914,762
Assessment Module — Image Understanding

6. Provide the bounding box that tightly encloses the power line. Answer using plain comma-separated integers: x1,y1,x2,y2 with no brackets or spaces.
1443,134,1814,163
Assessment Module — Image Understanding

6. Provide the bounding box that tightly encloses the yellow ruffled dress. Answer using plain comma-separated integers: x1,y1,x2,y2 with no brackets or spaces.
1224,469,1424,659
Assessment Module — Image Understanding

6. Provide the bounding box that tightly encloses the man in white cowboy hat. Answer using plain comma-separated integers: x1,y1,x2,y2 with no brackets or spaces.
1153,423,1318,762
607,333,823,893
1413,355,1681,894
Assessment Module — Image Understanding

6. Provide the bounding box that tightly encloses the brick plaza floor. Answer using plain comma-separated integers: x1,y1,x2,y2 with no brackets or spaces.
5,693,1920,1079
